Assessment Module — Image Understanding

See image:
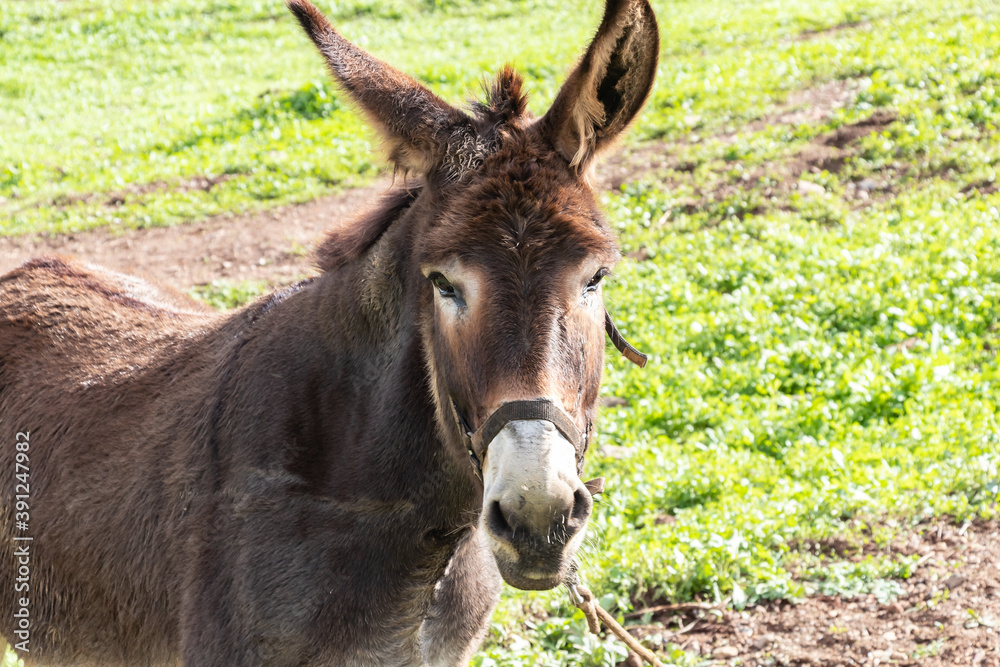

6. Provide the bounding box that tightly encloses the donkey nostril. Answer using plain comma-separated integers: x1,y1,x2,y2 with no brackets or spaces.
486,499,515,543
569,488,593,527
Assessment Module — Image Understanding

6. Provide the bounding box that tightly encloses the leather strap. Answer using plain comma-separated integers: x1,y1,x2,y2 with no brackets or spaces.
453,398,588,480
605,310,647,368
471,399,584,461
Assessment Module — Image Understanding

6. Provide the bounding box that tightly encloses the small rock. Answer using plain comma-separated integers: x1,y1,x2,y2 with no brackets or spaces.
751,636,773,651
942,574,966,590
712,645,740,659
857,178,880,191
797,180,826,196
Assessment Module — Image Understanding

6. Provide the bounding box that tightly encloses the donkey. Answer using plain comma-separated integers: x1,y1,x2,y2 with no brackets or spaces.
0,0,658,664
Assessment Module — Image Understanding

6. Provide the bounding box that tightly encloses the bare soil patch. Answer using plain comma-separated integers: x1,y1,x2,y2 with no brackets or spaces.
0,178,392,289
712,109,901,216
11,174,241,214
605,108,903,235
961,180,999,197
600,84,895,223
599,143,680,192
781,108,897,179
747,79,862,133
820,109,899,150
622,520,1000,666
601,79,865,192
795,20,871,42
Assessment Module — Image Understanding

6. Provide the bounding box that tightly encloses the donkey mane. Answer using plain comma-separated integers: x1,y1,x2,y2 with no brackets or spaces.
314,187,420,272
469,66,530,135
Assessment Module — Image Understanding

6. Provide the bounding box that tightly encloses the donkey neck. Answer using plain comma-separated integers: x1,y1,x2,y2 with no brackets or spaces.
217,199,480,534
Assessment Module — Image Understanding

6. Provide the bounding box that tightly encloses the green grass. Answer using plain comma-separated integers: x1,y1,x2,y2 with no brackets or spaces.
3,0,1000,665
7,0,996,236
0,648,19,667
188,279,271,310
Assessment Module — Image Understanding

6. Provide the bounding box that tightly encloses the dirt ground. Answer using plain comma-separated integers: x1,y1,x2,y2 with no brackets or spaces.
623,520,1000,666
0,178,394,289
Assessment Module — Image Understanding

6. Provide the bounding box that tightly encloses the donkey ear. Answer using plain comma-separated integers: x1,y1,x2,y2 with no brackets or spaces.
287,0,470,176
541,0,659,172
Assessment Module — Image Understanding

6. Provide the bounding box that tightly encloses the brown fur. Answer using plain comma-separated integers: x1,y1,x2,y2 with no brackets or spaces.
0,1,658,664
315,187,419,272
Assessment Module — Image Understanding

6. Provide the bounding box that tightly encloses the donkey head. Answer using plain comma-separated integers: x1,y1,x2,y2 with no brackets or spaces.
290,0,658,590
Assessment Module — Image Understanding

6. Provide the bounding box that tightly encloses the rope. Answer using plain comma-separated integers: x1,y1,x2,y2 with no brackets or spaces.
566,580,666,667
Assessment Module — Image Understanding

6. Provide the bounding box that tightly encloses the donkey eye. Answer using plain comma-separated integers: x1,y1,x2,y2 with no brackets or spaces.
429,273,457,298
584,268,609,295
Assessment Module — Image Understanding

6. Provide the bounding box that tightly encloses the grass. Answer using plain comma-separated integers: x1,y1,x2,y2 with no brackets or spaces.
188,279,271,310
3,0,1000,665
6,0,988,236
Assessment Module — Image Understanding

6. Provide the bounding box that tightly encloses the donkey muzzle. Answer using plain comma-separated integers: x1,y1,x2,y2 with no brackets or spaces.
477,413,593,590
